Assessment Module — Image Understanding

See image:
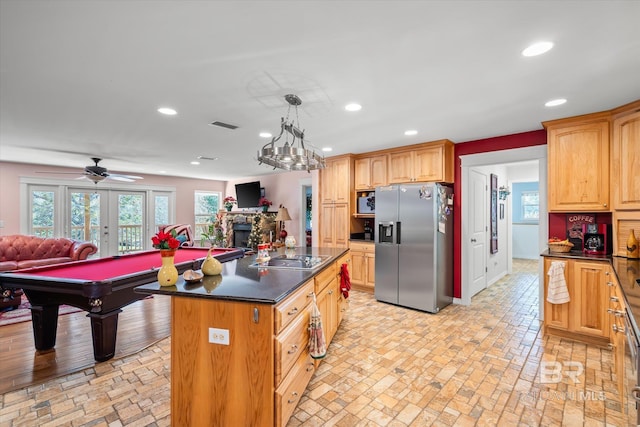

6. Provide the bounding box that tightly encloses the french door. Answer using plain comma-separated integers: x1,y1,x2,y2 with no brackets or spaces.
68,189,146,257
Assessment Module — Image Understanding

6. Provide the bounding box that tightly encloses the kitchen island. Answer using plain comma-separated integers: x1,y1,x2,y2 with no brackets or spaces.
135,247,350,427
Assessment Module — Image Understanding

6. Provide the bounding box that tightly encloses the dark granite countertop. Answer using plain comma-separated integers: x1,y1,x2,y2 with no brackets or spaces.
134,247,348,305
541,250,640,337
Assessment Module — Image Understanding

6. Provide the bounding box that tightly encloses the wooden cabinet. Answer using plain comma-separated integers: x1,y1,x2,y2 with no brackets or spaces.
388,140,454,184
543,257,610,346
320,156,352,248
572,260,610,338
354,155,387,189
313,252,350,361
606,267,626,400
612,105,640,210
543,257,571,332
544,115,610,211
319,203,349,248
349,241,375,293
320,156,352,204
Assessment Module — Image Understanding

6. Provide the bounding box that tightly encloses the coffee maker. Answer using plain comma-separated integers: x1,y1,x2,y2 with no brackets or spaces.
582,223,612,255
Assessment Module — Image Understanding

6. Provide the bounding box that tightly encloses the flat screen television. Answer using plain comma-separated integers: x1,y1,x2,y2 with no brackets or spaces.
235,181,261,208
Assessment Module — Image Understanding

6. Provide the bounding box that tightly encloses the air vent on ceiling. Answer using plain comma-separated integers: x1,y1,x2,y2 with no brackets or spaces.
197,156,218,161
209,121,239,130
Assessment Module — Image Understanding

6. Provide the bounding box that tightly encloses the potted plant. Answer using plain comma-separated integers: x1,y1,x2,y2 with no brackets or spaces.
258,197,272,213
223,196,236,212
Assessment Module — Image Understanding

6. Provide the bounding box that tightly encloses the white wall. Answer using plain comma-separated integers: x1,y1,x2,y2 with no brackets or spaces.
225,170,318,245
506,162,539,259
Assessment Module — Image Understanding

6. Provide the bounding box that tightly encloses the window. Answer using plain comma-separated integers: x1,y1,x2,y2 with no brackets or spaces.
521,191,539,220
194,191,221,239
30,189,56,237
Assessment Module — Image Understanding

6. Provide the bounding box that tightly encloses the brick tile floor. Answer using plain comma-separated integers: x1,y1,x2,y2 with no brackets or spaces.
0,259,633,426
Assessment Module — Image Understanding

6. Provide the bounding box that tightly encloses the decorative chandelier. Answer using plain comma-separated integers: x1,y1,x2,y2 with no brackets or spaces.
257,94,325,172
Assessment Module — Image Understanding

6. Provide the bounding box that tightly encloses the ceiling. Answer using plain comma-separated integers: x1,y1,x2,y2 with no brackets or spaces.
1,1,639,181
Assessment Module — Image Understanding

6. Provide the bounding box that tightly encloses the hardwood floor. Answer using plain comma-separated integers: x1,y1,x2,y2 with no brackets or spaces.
0,295,171,394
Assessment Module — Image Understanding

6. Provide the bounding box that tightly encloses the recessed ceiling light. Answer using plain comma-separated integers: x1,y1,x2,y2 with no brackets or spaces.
259,132,272,138
322,147,333,152
545,98,567,107
190,161,200,165
522,41,554,57
345,103,362,112
404,130,418,136
157,107,177,115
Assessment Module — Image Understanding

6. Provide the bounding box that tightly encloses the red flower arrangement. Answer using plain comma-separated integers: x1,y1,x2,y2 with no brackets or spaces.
258,197,272,207
151,229,180,250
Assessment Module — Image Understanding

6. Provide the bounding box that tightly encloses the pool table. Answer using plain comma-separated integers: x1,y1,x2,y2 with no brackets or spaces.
0,247,244,361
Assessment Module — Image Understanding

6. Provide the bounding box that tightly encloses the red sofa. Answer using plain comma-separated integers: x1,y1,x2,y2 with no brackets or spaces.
0,235,98,310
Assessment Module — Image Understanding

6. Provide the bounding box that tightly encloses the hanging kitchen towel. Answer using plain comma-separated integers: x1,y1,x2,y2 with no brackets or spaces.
547,260,570,304
308,293,326,359
340,263,351,299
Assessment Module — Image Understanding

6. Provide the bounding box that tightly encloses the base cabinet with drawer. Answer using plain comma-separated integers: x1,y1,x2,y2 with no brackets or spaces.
169,253,350,427
543,257,610,346
349,241,375,293
606,267,627,402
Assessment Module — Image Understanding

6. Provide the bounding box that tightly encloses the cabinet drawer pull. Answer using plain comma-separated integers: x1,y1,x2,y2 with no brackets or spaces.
306,363,314,372
607,343,615,350
328,290,333,295
287,391,299,404
287,344,298,354
633,386,640,402
610,296,619,302
606,281,614,287
607,308,625,317
287,307,299,316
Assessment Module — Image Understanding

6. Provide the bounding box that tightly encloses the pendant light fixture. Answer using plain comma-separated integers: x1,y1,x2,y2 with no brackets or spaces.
257,94,325,172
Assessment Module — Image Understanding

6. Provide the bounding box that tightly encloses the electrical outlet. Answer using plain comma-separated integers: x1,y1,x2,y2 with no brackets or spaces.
208,328,229,345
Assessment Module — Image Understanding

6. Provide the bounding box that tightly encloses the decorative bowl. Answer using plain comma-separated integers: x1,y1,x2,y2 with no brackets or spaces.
183,269,204,283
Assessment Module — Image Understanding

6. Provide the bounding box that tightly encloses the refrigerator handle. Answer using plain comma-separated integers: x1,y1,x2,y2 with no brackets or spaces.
396,221,401,244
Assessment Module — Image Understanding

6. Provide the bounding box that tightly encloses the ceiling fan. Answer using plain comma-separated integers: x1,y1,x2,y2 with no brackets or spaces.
37,158,143,184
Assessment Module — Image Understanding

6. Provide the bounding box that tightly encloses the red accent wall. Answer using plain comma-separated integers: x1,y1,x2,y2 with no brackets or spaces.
453,130,547,298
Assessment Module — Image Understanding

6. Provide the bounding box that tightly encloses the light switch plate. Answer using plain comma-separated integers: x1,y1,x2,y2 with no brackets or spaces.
208,328,229,345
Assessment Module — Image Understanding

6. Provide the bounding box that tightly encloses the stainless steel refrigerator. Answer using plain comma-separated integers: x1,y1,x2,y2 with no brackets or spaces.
374,183,453,313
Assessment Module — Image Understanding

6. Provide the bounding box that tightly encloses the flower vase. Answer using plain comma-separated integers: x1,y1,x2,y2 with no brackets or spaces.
226,205,232,212
262,206,268,213
157,249,178,286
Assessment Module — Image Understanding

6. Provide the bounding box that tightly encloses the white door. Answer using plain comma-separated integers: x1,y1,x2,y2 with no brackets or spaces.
469,169,487,297
68,189,146,257
68,189,108,257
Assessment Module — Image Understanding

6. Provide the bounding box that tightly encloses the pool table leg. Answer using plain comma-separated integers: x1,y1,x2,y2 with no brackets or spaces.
29,305,60,351
88,309,122,362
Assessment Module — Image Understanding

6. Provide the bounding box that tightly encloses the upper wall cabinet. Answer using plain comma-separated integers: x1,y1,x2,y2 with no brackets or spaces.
545,114,610,212
387,140,454,184
320,156,352,204
354,155,387,190
612,103,640,210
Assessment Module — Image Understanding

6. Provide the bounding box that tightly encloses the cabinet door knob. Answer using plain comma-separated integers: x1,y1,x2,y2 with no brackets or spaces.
603,203,607,207
287,344,298,354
